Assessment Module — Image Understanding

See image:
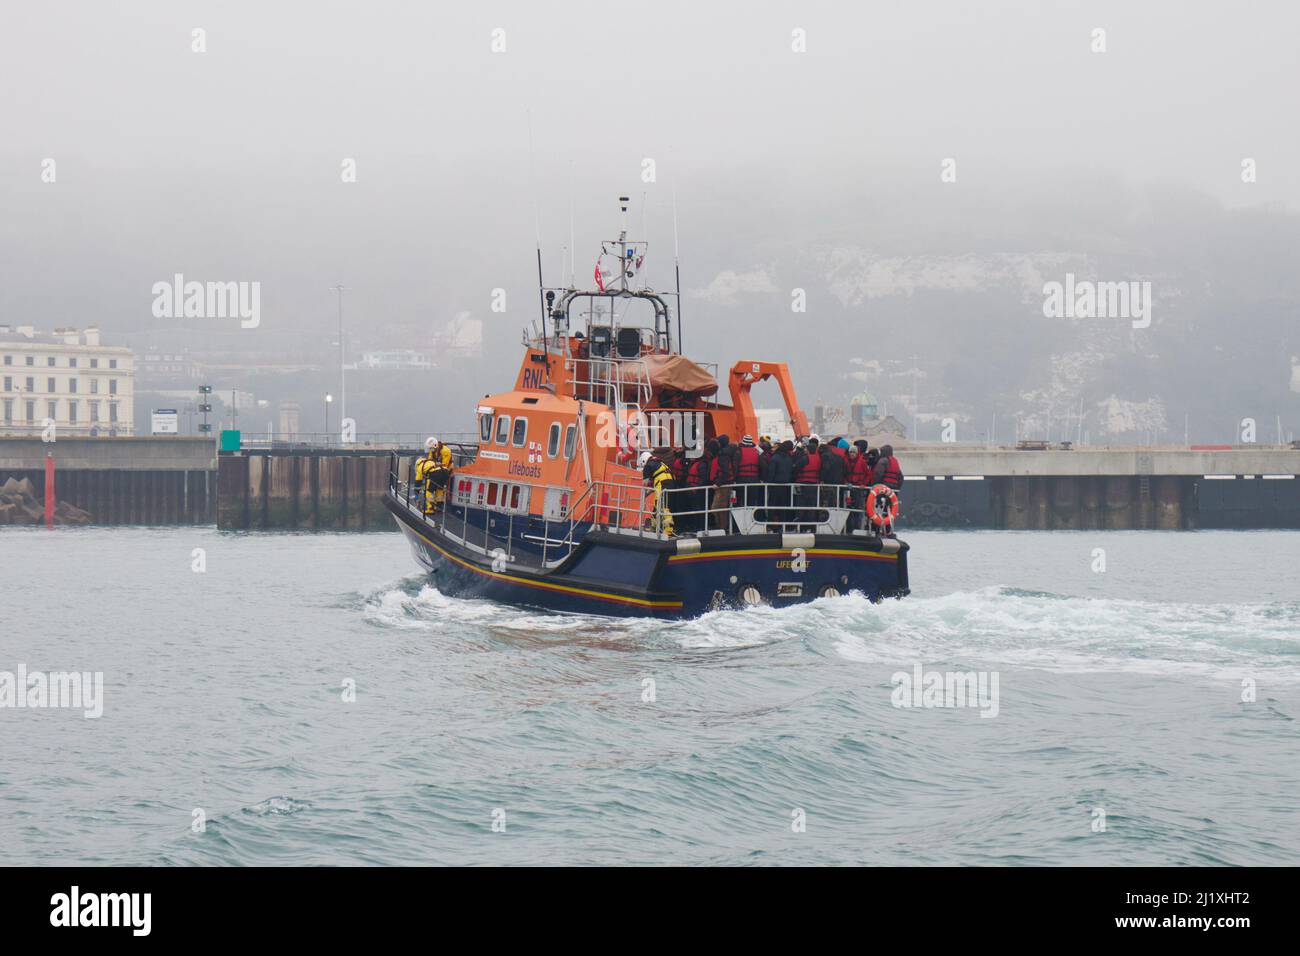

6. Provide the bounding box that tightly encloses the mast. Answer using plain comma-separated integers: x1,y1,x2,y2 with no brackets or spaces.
672,185,683,354
527,110,549,368
617,195,630,293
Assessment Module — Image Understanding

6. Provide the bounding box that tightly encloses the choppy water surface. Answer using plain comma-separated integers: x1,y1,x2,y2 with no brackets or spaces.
2,527,1297,865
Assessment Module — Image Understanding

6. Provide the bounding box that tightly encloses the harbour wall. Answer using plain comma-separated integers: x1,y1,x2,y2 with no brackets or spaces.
896,446,1300,529
4,439,1298,530
216,449,413,531
0,437,216,525
902,475,1300,529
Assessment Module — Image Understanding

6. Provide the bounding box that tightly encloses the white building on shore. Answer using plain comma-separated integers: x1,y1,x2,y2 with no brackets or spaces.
1,326,135,437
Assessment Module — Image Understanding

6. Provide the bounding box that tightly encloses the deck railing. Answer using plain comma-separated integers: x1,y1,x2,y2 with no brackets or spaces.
388,453,882,565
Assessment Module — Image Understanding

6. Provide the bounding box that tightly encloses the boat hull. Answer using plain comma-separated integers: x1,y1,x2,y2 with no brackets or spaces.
386,493,909,618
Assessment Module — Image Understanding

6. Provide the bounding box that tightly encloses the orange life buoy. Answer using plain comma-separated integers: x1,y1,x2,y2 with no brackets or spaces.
866,483,899,530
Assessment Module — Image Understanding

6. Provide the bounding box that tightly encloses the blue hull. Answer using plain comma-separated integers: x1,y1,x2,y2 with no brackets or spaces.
385,494,909,618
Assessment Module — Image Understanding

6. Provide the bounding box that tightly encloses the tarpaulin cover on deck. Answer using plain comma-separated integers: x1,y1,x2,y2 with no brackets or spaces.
641,354,718,396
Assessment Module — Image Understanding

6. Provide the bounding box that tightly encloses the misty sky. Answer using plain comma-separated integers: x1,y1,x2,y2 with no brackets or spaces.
2,1,1297,380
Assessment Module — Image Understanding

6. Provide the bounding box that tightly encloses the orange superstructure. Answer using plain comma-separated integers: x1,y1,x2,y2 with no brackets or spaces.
454,315,811,531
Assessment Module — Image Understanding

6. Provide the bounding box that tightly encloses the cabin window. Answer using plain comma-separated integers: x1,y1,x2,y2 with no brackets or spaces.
511,417,528,447
494,415,511,445
473,481,487,505
479,414,493,442
509,485,522,510
547,422,561,458
487,482,499,506
454,478,472,505
563,424,577,460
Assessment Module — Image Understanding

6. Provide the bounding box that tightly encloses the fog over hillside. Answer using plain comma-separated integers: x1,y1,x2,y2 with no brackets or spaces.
2,1,1297,441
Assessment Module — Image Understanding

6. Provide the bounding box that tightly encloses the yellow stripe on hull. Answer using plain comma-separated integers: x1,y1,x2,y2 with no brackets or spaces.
405,520,683,610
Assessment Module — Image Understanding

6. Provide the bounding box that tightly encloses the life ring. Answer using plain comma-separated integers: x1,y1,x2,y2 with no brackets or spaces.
866,484,899,530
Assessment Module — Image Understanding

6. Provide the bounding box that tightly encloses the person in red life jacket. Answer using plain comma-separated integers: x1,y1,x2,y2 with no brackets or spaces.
733,434,763,508
669,447,688,486
714,435,736,484
710,436,735,531
794,435,822,530
869,443,903,536
664,448,689,528
871,443,903,489
681,439,717,534
846,439,873,530
849,440,873,484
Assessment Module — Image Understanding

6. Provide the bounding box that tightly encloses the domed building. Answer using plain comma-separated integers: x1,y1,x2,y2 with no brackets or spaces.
849,390,907,443
849,390,879,424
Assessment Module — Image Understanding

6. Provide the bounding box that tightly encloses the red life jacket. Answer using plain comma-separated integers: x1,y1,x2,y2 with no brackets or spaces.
848,455,872,486
879,455,903,488
795,450,821,483
685,456,711,487
735,445,761,480
670,456,687,483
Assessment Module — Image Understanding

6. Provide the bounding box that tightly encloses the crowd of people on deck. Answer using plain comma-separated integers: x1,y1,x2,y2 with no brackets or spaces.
412,430,903,539
640,434,904,537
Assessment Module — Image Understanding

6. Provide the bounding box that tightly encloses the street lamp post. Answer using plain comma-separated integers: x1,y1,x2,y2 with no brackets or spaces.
331,284,347,441
325,393,333,446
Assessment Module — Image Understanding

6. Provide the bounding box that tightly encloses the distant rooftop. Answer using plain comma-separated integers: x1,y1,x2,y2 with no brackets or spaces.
0,325,114,348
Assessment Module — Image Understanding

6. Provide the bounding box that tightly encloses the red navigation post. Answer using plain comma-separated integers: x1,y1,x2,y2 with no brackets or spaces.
44,452,55,529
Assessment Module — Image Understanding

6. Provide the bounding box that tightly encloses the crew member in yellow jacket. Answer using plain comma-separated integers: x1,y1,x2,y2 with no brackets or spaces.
415,437,453,514
639,449,675,536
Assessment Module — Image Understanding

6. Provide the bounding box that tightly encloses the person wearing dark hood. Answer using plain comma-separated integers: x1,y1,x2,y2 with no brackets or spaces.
865,444,881,475
710,435,735,531
715,435,736,484
669,446,688,486
757,435,775,479
872,444,903,490
765,439,798,529
819,435,848,508
676,444,707,535
681,440,716,533
867,443,903,534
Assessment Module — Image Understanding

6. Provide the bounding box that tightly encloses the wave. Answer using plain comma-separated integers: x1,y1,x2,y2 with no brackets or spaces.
359,579,1300,681
829,586,1300,682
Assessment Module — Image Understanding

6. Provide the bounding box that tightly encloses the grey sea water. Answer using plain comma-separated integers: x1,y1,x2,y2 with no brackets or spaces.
1,527,1297,866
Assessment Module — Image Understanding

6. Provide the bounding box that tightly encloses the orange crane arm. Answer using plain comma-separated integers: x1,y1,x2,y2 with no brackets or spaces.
727,361,811,439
